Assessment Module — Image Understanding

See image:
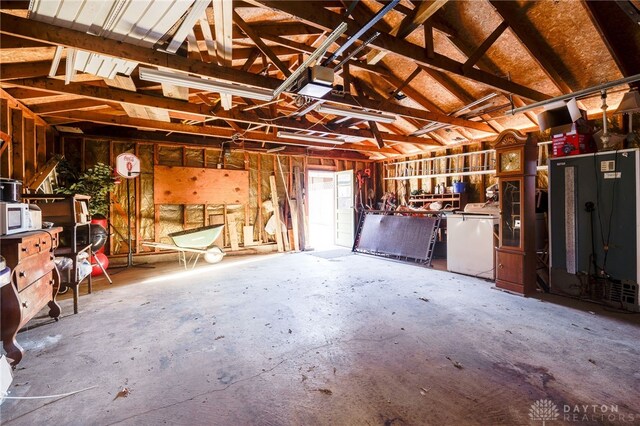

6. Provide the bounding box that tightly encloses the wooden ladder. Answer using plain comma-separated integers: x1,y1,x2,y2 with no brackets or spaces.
385,141,552,181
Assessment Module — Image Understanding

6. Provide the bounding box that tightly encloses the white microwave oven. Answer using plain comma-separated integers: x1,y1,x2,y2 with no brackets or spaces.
0,202,30,235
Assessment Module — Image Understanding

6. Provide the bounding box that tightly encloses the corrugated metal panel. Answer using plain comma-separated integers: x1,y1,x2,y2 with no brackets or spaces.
29,0,197,79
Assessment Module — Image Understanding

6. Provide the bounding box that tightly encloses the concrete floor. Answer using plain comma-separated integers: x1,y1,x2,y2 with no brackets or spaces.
1,250,639,425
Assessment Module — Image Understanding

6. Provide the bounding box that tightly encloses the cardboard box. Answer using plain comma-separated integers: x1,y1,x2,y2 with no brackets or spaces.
552,125,596,157
538,98,583,132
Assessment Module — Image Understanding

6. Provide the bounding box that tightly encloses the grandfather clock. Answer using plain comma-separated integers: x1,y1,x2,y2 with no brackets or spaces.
493,129,538,295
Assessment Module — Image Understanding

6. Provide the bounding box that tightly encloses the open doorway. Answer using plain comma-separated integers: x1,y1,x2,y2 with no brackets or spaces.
307,170,355,249
308,170,335,249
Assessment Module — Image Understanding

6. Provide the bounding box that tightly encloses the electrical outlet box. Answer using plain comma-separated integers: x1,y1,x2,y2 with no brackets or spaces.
600,160,616,172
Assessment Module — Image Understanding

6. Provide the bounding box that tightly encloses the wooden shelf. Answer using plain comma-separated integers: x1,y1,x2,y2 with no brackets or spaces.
409,193,468,210
22,195,93,314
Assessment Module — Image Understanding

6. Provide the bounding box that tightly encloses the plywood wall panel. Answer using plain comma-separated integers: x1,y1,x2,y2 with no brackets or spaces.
154,165,249,205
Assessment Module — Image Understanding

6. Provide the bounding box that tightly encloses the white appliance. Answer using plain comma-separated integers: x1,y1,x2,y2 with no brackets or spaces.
28,204,42,230
447,212,499,279
0,202,30,236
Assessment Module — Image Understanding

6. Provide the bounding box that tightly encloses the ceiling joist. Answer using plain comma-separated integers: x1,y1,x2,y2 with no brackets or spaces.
4,76,439,147
44,109,399,154
248,1,551,101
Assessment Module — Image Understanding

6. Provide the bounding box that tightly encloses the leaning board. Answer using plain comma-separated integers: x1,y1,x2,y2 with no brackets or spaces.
154,166,249,205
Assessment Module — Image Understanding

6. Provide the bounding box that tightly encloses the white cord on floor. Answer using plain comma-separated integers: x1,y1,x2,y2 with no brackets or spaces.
1,385,97,400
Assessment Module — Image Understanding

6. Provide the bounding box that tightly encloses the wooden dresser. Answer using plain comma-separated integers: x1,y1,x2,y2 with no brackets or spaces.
1,228,62,366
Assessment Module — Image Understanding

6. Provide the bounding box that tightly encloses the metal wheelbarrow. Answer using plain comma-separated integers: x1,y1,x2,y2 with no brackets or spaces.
143,224,225,269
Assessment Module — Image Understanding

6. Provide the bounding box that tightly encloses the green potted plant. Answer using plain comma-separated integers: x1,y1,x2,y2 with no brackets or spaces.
55,162,117,220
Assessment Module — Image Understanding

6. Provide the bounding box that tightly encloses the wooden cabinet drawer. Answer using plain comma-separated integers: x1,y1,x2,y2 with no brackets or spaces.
38,233,55,252
18,270,55,330
17,236,41,259
14,251,54,292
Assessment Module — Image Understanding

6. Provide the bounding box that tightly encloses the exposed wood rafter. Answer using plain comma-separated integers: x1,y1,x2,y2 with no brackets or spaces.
461,21,508,73
491,1,575,95
248,1,550,101
44,110,398,154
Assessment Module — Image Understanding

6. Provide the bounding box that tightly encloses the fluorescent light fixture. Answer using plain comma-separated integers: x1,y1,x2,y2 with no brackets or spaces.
138,67,274,101
277,131,345,145
316,104,396,123
508,73,640,115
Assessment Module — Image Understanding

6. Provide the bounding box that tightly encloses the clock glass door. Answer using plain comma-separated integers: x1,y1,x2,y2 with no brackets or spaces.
501,179,521,248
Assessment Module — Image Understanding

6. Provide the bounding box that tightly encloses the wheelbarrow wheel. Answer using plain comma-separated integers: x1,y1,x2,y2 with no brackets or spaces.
204,247,224,264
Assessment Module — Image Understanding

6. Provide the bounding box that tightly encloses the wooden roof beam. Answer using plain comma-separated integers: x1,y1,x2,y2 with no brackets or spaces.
29,98,117,114
2,86,59,100
241,48,262,72
0,60,65,81
441,34,541,127
0,12,496,131
0,12,277,90
351,77,444,146
395,0,449,39
461,21,508,73
258,34,316,55
249,1,550,101
0,34,49,49
582,0,640,86
348,61,492,131
491,1,574,96
0,88,50,127
76,125,372,160
4,77,433,145
0,1,29,9
233,11,292,77
377,65,445,114
45,110,398,154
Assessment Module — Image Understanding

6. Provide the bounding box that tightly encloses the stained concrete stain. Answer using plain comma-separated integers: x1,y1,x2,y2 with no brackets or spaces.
2,251,639,425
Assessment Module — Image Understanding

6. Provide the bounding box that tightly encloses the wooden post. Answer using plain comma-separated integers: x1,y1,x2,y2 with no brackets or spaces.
257,153,264,243
45,127,55,162
244,151,250,227
11,108,24,181
269,175,284,252
294,166,306,251
1,99,12,178
290,199,300,251
23,118,35,183
135,143,141,254
223,204,228,247
35,125,46,168
81,136,86,171
302,159,310,248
